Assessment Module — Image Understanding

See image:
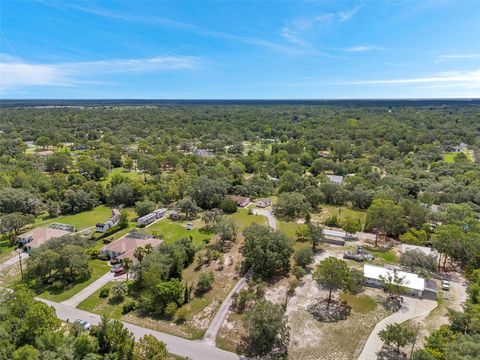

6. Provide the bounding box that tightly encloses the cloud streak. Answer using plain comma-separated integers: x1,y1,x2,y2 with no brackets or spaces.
343,45,386,52
49,2,304,55
0,54,198,89
283,70,480,89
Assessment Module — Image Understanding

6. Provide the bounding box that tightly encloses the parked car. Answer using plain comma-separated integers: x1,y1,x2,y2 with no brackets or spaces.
110,264,122,272
441,280,450,291
75,319,92,331
114,267,126,277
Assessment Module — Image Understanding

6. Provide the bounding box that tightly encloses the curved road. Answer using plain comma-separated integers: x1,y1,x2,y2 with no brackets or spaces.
357,297,437,360
39,298,240,360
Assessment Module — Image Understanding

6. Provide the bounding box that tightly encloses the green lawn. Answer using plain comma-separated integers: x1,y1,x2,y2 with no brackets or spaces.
143,219,212,246
78,281,128,319
35,205,114,231
340,292,377,313
370,249,398,264
278,220,305,239
37,260,110,302
319,205,367,228
227,208,268,232
101,167,145,185
0,238,17,262
443,150,474,163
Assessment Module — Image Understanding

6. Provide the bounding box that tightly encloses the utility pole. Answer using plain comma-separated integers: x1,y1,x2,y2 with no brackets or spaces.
18,251,24,280
409,323,421,360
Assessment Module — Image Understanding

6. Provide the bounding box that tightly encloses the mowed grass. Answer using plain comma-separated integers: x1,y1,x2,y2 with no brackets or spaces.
340,292,377,313
227,208,268,232
101,167,145,185
37,260,110,302
143,219,211,246
35,205,114,231
278,220,305,239
318,205,367,228
78,281,130,319
370,249,398,264
443,150,474,163
0,238,17,262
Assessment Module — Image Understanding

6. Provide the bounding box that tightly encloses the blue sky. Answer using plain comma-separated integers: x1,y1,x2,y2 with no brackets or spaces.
1,0,479,99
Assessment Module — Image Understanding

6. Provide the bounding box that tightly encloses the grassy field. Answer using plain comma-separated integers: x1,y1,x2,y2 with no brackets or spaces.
443,150,474,163
316,205,367,228
143,218,211,246
278,220,305,239
78,281,132,319
0,238,17,262
370,249,398,264
35,205,114,231
228,208,268,231
340,292,377,313
101,167,145,185
37,260,110,302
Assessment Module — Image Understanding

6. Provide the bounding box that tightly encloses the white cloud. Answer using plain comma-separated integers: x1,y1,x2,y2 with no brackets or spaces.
435,54,480,63
343,45,386,52
338,3,364,22
0,54,198,89
283,70,480,91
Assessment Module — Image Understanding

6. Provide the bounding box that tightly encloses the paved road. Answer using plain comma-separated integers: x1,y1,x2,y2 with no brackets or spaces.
39,298,240,360
357,297,437,360
251,208,277,229
61,271,126,307
203,275,249,345
0,251,28,273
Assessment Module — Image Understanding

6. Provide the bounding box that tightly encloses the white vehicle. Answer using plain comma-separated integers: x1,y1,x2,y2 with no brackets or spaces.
75,319,92,331
441,280,450,291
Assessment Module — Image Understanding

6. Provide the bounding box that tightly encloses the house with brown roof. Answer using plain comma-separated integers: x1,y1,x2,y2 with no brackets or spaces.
225,195,251,207
17,224,73,252
100,232,162,263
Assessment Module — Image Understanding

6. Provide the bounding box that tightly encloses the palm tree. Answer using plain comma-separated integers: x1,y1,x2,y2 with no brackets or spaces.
111,281,128,301
121,258,133,282
133,247,146,264
144,243,154,255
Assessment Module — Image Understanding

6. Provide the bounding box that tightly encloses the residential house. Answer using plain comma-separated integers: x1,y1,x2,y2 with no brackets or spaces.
452,142,469,152
100,232,163,263
137,208,166,226
96,209,121,232
256,198,272,208
326,174,344,185
363,264,436,299
193,148,214,157
321,228,348,246
17,223,74,252
225,195,251,208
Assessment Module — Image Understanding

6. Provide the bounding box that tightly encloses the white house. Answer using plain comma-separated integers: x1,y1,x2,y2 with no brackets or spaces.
326,175,344,185
256,198,272,208
96,209,121,232
137,208,166,226
363,264,426,298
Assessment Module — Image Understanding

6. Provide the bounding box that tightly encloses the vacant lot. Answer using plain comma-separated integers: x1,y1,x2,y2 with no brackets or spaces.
228,208,268,231
35,205,114,231
37,259,110,302
79,239,243,340
143,218,211,246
